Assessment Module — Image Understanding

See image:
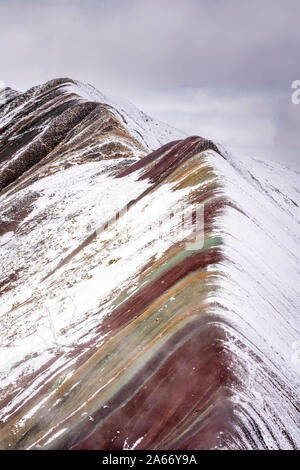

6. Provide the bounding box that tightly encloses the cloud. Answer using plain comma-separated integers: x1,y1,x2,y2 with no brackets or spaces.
1,0,299,92
0,0,299,168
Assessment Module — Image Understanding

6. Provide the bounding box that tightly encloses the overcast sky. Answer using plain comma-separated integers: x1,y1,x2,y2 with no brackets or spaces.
0,0,299,169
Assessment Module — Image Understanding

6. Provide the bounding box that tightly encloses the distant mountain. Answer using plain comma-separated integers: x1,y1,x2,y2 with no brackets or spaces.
0,78,299,450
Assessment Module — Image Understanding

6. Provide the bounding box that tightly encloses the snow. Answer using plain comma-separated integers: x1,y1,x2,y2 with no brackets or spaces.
205,148,300,449
0,152,198,409
0,79,299,449
67,80,186,151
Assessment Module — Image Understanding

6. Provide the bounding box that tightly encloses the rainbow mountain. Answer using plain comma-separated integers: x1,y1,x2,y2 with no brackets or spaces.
0,78,299,450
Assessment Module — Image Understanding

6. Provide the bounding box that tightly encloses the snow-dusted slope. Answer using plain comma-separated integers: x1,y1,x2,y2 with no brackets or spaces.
206,150,300,449
72,80,186,151
0,79,299,450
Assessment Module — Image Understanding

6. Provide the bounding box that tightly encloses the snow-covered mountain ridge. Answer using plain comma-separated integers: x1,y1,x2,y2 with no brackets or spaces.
0,78,299,449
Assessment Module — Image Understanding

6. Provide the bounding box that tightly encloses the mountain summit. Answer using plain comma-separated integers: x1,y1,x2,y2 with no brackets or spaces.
0,78,299,450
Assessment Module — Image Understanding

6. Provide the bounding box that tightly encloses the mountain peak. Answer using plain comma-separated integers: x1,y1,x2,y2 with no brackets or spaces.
0,79,299,450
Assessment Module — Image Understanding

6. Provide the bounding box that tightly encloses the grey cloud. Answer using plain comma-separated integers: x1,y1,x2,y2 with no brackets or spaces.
0,0,299,168
1,0,299,92
273,94,300,167
137,87,299,169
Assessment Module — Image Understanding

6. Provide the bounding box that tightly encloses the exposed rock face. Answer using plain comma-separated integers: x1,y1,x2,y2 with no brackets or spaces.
0,79,299,450
0,87,21,109
0,78,155,193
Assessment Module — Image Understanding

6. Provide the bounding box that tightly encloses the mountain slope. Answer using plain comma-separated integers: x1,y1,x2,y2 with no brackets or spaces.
0,79,299,450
